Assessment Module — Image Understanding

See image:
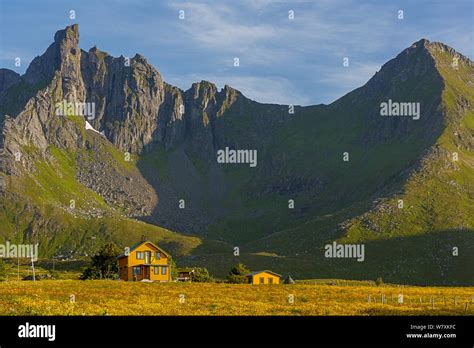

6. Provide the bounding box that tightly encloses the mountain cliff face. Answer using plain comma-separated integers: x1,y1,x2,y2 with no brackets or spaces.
0,25,473,284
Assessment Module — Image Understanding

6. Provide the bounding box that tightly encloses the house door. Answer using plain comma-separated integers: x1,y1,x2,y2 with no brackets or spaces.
144,266,150,279
145,251,151,264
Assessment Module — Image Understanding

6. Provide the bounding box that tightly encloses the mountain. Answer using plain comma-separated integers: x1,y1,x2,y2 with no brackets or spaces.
1,25,473,285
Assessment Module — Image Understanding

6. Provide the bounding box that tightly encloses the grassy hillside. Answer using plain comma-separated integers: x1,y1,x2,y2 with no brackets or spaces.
173,43,474,285
0,120,202,258
331,45,474,284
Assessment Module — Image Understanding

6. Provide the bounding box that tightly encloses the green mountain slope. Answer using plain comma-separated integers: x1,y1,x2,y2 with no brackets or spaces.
176,41,474,285
0,26,473,285
0,127,201,258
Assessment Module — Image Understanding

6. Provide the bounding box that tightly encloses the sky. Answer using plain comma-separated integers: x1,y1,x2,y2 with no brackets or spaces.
0,0,473,105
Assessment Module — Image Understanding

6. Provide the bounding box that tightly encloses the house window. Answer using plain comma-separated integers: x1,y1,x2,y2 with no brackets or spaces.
136,251,144,260
156,252,161,260
259,277,264,284
161,266,167,275
154,266,159,274
133,266,141,276
269,278,273,284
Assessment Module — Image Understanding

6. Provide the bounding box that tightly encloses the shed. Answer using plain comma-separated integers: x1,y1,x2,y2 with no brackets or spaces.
245,270,281,284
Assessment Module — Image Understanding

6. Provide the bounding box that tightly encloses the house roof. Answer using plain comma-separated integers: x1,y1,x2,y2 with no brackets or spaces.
117,240,170,259
244,270,282,278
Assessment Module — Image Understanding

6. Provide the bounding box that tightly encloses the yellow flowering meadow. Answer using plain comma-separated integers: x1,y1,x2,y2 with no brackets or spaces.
0,280,472,316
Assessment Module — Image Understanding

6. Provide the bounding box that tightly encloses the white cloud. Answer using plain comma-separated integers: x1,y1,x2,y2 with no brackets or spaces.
168,2,276,56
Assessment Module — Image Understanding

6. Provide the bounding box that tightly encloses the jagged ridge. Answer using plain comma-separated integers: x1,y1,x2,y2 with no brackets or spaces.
0,25,473,284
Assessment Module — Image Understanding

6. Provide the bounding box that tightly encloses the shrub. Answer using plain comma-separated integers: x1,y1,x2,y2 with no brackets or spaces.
80,242,120,280
226,263,250,284
192,267,213,283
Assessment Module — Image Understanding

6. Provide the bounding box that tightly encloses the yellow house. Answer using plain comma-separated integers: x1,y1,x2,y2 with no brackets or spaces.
245,270,281,284
117,240,172,282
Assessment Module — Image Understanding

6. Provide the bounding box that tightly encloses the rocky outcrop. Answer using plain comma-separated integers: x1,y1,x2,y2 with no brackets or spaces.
1,25,87,176
0,24,245,221
79,44,243,156
80,48,166,153
0,69,21,102
75,131,157,217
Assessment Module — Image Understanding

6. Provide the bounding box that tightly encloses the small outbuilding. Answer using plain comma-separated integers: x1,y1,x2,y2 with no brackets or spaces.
245,270,281,284
177,268,195,282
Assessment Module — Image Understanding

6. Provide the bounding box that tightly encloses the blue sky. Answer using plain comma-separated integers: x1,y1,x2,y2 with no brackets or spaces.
1,0,472,105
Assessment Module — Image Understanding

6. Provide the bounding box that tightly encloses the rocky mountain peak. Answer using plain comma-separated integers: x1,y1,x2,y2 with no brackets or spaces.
0,69,21,101
132,53,148,64
358,37,440,100
188,80,218,104
53,24,79,46
411,38,430,48
427,41,473,66
88,45,100,53
24,24,81,85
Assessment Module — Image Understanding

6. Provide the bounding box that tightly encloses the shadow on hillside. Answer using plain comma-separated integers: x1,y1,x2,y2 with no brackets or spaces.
177,229,474,286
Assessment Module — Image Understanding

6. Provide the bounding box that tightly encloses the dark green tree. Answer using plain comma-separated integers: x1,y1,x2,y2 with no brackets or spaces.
80,242,120,280
226,263,250,284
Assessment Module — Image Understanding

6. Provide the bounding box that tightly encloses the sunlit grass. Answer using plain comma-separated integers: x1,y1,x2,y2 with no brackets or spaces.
0,280,472,316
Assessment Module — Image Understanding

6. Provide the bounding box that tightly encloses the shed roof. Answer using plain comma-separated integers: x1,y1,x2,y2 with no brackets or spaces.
245,270,282,278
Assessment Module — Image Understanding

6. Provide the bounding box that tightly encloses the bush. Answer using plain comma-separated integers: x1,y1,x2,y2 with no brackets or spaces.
375,277,384,286
226,263,250,284
192,267,213,283
80,242,120,280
